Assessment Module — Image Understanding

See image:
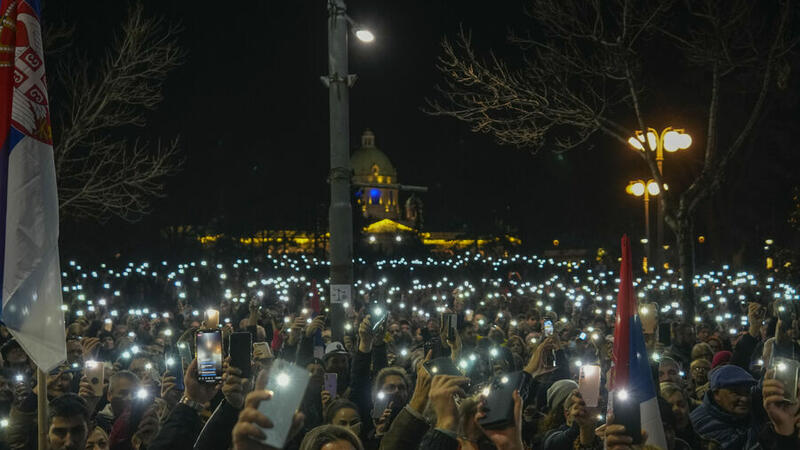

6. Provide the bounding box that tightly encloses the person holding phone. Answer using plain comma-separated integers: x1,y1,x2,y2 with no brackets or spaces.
542,390,600,450
147,360,220,450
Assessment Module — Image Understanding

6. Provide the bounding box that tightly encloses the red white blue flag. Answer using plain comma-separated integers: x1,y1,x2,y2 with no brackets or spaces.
0,0,66,372
611,235,667,448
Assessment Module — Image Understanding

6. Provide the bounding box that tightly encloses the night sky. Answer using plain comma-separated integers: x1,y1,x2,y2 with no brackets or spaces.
51,1,800,263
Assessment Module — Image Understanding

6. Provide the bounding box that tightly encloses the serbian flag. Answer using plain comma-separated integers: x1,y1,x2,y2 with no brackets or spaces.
610,235,666,449
0,0,66,372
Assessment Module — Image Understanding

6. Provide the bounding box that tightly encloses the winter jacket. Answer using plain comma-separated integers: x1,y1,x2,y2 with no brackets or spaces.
193,399,240,450
379,405,430,450
148,404,203,450
690,390,762,449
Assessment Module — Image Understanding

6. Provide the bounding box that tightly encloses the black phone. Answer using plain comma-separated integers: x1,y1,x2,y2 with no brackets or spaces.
478,371,530,429
658,322,671,346
443,313,457,340
424,356,464,377
229,332,253,379
195,329,223,383
614,390,642,444
372,391,394,419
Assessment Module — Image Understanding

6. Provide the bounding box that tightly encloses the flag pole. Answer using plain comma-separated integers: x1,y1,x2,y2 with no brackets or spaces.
36,367,47,450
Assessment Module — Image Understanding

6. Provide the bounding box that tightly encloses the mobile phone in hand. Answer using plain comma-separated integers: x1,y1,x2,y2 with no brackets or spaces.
229,332,253,379
371,304,388,332
324,372,337,395
613,390,642,444
84,361,105,397
578,365,601,408
424,356,464,377
257,360,311,449
772,357,799,403
543,320,554,337
195,329,223,383
164,349,185,391
372,391,394,419
442,312,457,340
478,370,530,429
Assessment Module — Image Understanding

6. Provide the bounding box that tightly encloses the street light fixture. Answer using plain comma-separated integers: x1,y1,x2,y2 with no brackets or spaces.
627,126,691,268
626,179,661,272
324,0,374,342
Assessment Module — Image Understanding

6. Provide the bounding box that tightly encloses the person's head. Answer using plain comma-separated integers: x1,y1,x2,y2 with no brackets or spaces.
507,335,525,358
298,424,364,450
66,339,83,365
48,394,90,450
460,322,477,348
399,320,411,334
658,358,682,384
324,400,362,436
706,336,722,354
660,382,690,431
127,356,154,383
388,323,401,339
307,359,325,386
691,342,714,362
85,426,109,450
373,367,409,406
711,350,732,369
107,370,141,417
710,365,756,418
690,358,711,385
99,331,115,351
1,340,29,370
323,342,349,379
673,323,695,348
45,366,75,399
696,324,711,342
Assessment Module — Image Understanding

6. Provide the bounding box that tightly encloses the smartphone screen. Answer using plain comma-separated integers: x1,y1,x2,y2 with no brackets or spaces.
229,332,253,379
257,360,311,449
658,322,672,346
772,357,799,403
544,320,554,337
195,329,223,383
371,305,388,332
613,390,642,444
323,372,338,395
579,365,601,408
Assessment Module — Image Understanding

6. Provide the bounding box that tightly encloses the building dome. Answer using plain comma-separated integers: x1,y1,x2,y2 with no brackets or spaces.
350,129,396,178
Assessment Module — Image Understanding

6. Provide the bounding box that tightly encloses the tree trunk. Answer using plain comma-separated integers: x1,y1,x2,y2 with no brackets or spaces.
676,212,696,320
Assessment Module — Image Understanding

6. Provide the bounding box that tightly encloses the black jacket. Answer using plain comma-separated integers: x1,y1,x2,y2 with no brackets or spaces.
148,404,203,450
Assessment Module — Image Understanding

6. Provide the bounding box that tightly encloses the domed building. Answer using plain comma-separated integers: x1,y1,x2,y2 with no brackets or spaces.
351,130,400,221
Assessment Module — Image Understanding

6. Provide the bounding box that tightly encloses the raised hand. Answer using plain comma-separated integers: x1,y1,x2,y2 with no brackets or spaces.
763,370,800,436
358,315,374,353
476,389,524,450
408,350,433,413
223,358,251,409
305,315,325,338
429,375,469,432
184,359,220,405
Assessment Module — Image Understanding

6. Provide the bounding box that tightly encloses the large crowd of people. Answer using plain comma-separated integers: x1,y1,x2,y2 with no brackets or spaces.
0,251,799,450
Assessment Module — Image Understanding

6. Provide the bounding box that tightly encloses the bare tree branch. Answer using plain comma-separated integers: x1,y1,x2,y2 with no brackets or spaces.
47,2,185,223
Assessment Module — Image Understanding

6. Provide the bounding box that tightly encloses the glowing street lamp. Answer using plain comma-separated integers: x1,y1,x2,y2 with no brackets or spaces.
355,28,375,43
627,127,691,267
626,179,661,271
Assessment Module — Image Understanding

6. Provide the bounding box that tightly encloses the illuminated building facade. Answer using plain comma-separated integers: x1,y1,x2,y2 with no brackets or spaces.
351,130,400,221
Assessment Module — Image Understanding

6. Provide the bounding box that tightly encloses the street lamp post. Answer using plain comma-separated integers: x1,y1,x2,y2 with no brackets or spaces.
323,0,372,342
627,127,691,268
626,179,661,272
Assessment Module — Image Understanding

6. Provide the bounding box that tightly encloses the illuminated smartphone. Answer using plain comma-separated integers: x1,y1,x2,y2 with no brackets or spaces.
579,365,601,407
257,360,310,449
165,349,185,391
614,390,642,444
478,371,530,429
195,329,223,383
772,357,799,403
372,391,394,419
84,361,105,397
324,372,337,395
424,357,464,377
543,320,554,336
442,313,457,340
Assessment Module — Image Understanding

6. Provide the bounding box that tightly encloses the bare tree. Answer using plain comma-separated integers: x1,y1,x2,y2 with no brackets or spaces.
427,0,798,318
48,2,185,223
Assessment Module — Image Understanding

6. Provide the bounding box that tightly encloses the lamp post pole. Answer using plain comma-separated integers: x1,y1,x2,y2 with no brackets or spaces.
643,190,651,266
326,0,353,343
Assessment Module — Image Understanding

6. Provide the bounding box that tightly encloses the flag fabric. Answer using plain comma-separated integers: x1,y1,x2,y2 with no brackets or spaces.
0,0,66,372
611,235,667,449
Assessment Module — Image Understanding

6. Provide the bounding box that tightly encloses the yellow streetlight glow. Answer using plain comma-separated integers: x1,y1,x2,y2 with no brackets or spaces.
355,29,375,43
628,136,645,150
646,132,657,151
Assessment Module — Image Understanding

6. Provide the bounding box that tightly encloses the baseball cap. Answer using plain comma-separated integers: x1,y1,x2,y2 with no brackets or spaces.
710,364,756,390
323,342,348,361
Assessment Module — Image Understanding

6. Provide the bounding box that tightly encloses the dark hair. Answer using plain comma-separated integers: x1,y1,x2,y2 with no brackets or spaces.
324,399,360,425
49,393,90,423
